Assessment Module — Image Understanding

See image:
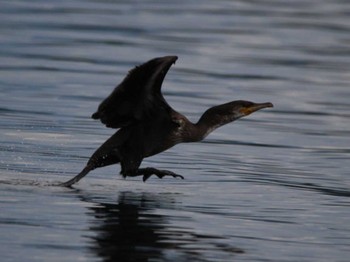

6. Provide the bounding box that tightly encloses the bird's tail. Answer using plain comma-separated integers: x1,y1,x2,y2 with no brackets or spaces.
59,165,93,187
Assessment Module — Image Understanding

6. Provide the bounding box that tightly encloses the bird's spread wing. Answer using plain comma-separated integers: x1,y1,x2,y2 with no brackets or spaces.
92,56,178,128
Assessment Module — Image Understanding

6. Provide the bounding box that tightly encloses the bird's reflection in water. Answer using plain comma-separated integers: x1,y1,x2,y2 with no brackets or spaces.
87,192,169,261
83,191,243,262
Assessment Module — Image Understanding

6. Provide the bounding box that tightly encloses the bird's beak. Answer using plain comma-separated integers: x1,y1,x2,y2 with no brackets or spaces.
240,102,274,116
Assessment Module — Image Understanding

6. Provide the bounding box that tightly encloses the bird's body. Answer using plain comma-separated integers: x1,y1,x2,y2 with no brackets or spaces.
61,56,273,187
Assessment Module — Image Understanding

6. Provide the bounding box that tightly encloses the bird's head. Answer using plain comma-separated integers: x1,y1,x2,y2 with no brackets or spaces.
203,100,273,123
196,100,273,140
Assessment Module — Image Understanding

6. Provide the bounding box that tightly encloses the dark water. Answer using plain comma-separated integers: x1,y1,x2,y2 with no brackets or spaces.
1,1,350,261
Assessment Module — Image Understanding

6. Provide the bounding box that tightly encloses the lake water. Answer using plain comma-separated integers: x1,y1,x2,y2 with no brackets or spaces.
1,0,350,261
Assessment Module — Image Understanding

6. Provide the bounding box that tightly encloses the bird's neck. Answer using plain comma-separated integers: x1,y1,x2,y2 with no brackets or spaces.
183,109,236,142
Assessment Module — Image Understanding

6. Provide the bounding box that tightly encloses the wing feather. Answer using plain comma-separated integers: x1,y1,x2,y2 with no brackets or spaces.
92,56,177,128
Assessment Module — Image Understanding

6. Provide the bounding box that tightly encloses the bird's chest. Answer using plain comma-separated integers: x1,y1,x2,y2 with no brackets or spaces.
142,123,177,157
119,120,172,158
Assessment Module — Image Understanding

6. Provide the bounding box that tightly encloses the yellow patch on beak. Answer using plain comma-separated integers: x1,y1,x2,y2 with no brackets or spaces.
240,102,273,116
239,107,254,116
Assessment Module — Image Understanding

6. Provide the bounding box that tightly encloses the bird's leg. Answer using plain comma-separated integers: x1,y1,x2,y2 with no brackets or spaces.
136,167,184,182
59,165,94,187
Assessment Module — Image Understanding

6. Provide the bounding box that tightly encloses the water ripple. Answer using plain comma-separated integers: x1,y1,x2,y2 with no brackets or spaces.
1,0,350,261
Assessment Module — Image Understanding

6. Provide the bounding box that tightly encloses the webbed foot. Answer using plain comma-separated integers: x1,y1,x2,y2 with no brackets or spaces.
137,167,184,182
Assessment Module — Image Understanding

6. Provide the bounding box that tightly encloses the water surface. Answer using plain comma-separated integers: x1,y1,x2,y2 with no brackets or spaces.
1,0,350,261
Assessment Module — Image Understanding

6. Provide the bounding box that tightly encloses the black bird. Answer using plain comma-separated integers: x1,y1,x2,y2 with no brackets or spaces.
61,56,273,187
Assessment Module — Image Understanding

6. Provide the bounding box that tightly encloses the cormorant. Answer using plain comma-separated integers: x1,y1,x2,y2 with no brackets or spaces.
61,56,273,187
